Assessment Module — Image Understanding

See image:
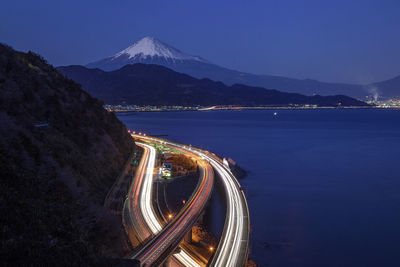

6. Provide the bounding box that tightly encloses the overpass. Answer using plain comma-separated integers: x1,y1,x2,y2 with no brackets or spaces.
123,142,213,266
131,134,250,267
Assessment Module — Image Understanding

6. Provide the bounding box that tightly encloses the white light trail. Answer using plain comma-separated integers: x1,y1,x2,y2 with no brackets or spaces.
136,143,201,267
134,136,249,267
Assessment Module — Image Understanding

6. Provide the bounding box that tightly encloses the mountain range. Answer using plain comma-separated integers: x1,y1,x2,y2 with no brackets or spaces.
85,37,400,99
58,63,367,107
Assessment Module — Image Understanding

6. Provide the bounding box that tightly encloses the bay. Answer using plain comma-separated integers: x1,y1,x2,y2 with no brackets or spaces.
119,109,400,267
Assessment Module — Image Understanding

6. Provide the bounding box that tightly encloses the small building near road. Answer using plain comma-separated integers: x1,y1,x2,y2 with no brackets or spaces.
161,162,173,178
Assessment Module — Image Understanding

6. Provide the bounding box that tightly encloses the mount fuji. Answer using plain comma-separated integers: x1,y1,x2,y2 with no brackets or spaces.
86,36,209,71
85,37,398,99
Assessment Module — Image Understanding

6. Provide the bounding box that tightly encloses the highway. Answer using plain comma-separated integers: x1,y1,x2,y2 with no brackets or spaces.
206,157,250,267
122,143,156,245
131,134,250,267
133,157,213,266
123,142,212,266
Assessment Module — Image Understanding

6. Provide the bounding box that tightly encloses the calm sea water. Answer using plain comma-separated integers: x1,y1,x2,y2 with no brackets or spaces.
118,109,400,267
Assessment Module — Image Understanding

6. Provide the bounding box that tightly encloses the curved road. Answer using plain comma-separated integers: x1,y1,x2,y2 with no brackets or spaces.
123,142,213,266
133,157,213,266
132,134,250,267
122,143,153,245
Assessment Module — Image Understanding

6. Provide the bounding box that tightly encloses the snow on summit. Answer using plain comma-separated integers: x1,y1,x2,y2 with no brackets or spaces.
85,36,209,71
112,37,204,62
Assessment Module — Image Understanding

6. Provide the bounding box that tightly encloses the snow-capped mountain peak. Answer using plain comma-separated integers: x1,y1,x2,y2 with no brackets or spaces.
112,36,204,62
86,36,209,71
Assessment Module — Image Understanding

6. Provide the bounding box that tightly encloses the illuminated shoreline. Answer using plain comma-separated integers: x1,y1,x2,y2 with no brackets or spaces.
106,104,400,113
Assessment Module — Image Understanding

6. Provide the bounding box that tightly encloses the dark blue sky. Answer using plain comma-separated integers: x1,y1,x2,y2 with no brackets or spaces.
1,0,399,84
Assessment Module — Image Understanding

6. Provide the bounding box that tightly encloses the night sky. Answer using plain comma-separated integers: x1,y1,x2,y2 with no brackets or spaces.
1,0,399,84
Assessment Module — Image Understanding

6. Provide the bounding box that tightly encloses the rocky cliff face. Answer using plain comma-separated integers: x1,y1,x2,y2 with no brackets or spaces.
0,44,136,265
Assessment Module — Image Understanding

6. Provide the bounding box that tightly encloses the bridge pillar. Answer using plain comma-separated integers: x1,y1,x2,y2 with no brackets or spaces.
163,257,171,267
184,227,192,243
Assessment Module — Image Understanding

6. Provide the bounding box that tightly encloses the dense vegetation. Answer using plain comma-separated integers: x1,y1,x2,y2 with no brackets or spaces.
0,44,136,265
58,63,368,107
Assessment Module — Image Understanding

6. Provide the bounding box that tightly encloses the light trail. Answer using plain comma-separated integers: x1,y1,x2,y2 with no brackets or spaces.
122,143,152,243
133,147,213,266
138,143,162,234
132,134,250,267
125,142,203,267
206,157,248,267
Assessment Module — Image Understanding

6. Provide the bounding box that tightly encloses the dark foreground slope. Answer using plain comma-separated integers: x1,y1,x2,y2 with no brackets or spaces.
0,44,137,266
58,64,367,107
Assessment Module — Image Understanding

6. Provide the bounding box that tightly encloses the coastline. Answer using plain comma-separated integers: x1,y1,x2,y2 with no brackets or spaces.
106,105,399,113
118,109,400,266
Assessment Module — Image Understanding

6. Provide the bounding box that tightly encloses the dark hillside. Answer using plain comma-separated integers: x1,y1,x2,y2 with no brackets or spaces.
0,44,136,265
58,64,368,107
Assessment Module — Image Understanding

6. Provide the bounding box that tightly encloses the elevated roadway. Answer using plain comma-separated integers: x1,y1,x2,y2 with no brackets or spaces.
123,142,213,266
132,134,250,267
